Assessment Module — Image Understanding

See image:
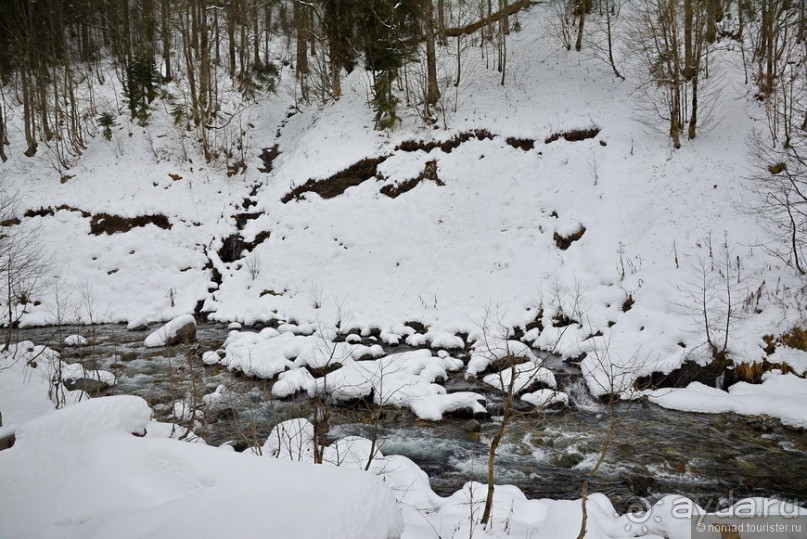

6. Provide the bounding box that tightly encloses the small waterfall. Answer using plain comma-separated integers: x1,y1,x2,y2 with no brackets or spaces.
563,376,601,411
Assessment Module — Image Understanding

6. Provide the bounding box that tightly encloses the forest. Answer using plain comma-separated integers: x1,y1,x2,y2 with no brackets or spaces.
0,1,802,151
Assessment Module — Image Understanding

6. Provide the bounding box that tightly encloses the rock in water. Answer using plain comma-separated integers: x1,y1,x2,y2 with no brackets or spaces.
64,334,88,347
144,315,197,347
462,419,481,433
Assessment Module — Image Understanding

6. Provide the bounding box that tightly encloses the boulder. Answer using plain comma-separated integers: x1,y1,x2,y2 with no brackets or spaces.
144,315,197,347
64,335,88,347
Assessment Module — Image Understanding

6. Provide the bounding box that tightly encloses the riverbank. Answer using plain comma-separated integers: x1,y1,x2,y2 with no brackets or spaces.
3,323,806,512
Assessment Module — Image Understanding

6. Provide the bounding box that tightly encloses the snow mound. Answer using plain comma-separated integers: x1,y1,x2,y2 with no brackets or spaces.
467,339,537,375
768,346,807,376
0,396,403,539
0,342,88,434
645,372,807,428
272,368,317,398
408,392,488,421
143,314,197,347
522,389,570,409
263,417,315,461
218,330,383,378
316,349,465,410
482,360,556,395
201,384,228,406
406,331,465,349
60,362,117,387
201,350,221,365
64,334,87,346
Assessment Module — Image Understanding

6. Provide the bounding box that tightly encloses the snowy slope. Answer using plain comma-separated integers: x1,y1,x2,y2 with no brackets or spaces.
0,396,403,539
1,3,803,392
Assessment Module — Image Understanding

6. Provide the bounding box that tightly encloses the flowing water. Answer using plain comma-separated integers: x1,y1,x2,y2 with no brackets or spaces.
12,323,807,512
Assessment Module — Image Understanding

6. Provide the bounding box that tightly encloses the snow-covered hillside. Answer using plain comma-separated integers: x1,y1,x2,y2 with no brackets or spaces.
1,3,804,399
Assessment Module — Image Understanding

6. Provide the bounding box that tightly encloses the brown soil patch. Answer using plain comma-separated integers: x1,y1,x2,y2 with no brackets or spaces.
545,127,601,144
553,226,586,250
396,129,494,154
90,213,172,235
24,205,91,219
380,160,443,198
505,137,535,151
282,156,388,203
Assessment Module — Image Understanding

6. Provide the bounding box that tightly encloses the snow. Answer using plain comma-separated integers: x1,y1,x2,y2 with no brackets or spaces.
408,392,488,421
214,329,478,418
554,217,585,239
314,349,470,416
0,397,404,539
0,342,111,436
2,1,807,537
217,329,386,378
768,346,807,376
0,343,82,433
1,0,802,399
467,339,538,376
405,331,465,349
482,360,557,395
263,417,316,461
60,362,117,387
217,328,294,378
143,314,197,347
201,350,221,365
645,372,807,428
201,384,228,407
522,389,570,409
64,334,88,346
272,367,317,399
3,353,807,539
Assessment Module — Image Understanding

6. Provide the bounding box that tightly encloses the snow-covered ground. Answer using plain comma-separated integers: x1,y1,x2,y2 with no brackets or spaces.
645,371,807,429
0,395,403,539
2,4,802,397
1,1,806,537
2,368,805,539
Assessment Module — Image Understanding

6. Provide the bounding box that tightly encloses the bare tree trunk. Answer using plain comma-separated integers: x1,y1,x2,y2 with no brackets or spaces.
21,68,37,157
437,0,446,41
499,0,508,83
254,0,261,65
4,268,13,352
214,7,221,65
445,0,529,37
605,3,623,79
162,0,172,80
576,401,617,539
36,58,52,142
239,16,248,80
455,34,462,87
294,1,309,101
688,54,699,139
331,54,342,99
227,6,237,79
0,98,7,162
575,0,587,51
264,2,272,58
705,0,718,42
181,9,200,126
786,193,804,274
481,397,510,525
196,0,213,159
684,0,695,80
425,0,441,106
